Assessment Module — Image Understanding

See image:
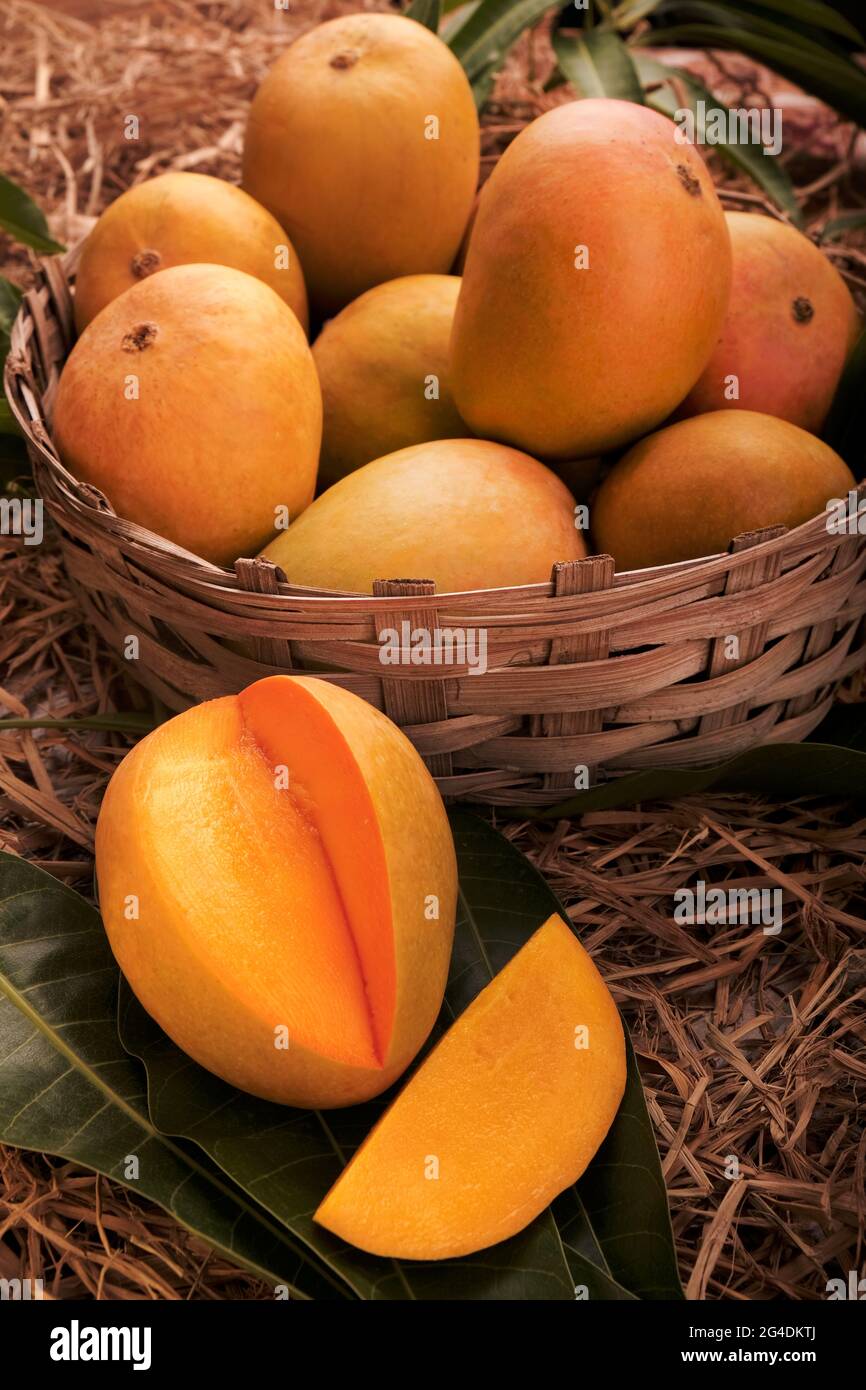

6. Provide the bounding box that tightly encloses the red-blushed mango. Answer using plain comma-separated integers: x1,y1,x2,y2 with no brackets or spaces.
677,212,861,433
96,675,457,1109
315,913,625,1259
449,98,732,459
313,274,467,487
262,437,586,594
73,172,309,335
54,264,321,567
243,13,480,318
591,410,857,572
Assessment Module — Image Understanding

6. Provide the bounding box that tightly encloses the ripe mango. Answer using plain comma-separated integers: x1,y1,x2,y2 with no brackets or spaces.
591,410,856,571
450,98,732,459
678,211,861,433
313,274,467,488
96,676,457,1109
262,437,586,594
54,263,322,567
315,913,625,1259
243,13,479,318
73,171,309,335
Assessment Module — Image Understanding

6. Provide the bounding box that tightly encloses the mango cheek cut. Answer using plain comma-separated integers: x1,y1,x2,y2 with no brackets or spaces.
95,676,457,1108
314,914,626,1259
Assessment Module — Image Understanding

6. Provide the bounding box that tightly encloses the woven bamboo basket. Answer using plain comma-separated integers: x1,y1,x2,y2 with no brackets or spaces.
5,245,866,806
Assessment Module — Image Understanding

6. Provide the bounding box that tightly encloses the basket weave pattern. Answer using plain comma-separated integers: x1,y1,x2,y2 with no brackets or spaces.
6,253,866,806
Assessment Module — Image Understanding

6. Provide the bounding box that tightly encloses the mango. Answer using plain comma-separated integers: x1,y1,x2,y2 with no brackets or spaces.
54,263,321,567
262,437,586,594
96,676,457,1109
315,913,625,1259
73,171,309,335
242,13,479,318
678,211,861,433
313,274,467,488
591,410,856,572
449,98,732,459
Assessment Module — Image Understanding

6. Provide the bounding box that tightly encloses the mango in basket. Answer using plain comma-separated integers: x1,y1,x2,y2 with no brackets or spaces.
54,263,322,567
677,211,861,434
96,675,457,1109
262,437,586,594
242,12,479,317
315,913,626,1259
450,97,732,460
591,410,856,571
312,274,467,488
73,171,309,335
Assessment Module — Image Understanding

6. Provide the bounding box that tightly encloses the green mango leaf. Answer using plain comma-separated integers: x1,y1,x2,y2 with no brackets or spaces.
568,1032,683,1297
730,0,863,46
0,713,158,735
553,28,645,102
0,853,349,1300
614,0,664,28
0,174,65,256
520,741,866,819
808,701,866,752
633,21,866,128
820,210,866,243
633,54,801,222
117,811,679,1299
440,0,481,41
657,0,863,48
823,324,866,462
0,275,22,363
0,398,25,445
405,0,442,32
446,0,558,82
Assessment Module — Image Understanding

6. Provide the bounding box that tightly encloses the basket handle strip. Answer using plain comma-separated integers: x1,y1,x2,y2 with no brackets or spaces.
699,527,786,737
371,579,453,779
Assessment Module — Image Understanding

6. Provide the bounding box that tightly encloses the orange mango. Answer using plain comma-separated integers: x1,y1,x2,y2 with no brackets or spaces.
243,13,479,317
450,98,732,458
96,676,457,1108
73,171,308,335
54,263,321,566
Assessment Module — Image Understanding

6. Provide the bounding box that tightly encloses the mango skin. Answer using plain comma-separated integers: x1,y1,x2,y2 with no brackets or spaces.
54,263,322,567
449,97,732,459
242,13,480,318
591,410,857,572
313,274,467,488
73,171,309,335
96,676,458,1109
262,437,587,594
678,212,861,433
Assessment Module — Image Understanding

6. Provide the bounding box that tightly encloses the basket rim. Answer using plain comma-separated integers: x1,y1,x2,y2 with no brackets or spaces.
5,248,866,611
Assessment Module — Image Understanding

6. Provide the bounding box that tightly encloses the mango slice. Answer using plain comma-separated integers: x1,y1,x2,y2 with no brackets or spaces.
96,676,457,1108
315,914,626,1258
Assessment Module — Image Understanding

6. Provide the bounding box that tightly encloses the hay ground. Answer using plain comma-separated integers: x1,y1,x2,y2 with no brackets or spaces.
1,0,864,1301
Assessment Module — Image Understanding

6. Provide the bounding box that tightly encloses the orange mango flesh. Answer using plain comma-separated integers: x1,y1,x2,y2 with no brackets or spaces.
238,676,396,1064
315,913,626,1258
96,676,456,1107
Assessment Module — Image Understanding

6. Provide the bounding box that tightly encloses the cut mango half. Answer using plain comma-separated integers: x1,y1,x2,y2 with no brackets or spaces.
96,675,457,1108
315,913,626,1258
